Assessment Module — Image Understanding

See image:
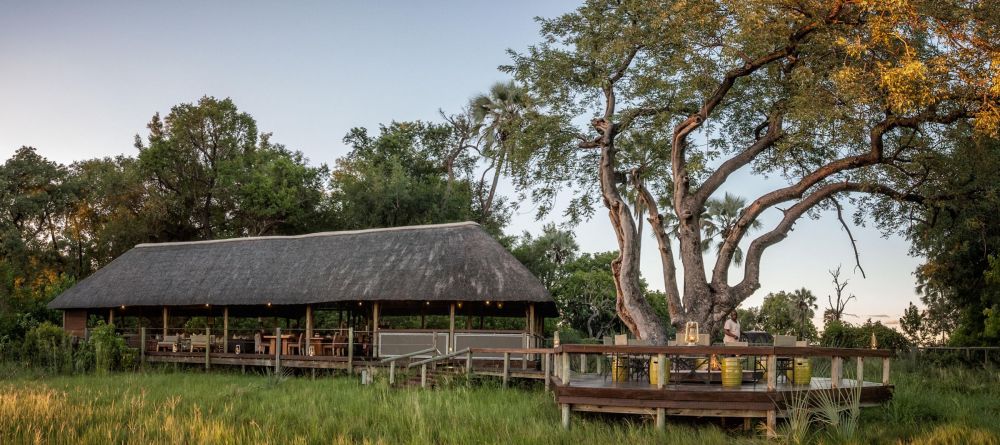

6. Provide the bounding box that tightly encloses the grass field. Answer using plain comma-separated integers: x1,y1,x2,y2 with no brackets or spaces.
1,360,998,445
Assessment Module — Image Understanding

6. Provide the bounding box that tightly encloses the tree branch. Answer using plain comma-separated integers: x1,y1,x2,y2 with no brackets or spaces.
831,197,866,278
631,169,683,323
733,181,924,299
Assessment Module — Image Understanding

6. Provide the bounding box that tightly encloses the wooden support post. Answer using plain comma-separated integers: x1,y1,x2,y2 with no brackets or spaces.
205,327,211,370
882,357,891,385
831,356,843,388
466,349,473,375
346,327,354,375
305,305,313,348
109,308,115,326
222,307,229,354
275,327,282,375
140,327,146,367
162,307,168,338
503,352,510,387
389,361,396,385
766,354,777,391
528,304,536,361
655,408,665,431
561,404,571,430
856,357,865,386
766,410,777,438
580,354,587,374
421,364,427,388
521,333,528,370
543,352,551,390
743,417,751,431
561,352,570,385
657,353,666,390
372,302,380,358
449,303,456,353
596,354,603,376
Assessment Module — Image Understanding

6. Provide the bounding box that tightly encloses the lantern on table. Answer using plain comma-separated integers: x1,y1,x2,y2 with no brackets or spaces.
235,344,241,354
308,345,316,357
685,322,699,346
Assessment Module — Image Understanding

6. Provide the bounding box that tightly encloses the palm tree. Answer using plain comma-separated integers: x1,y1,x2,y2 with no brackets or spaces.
701,193,762,266
470,81,532,220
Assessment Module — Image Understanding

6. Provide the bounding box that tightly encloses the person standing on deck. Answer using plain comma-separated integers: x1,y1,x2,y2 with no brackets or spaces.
723,311,741,344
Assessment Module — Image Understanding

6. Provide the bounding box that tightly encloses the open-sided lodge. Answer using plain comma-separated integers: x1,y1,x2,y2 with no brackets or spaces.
48,222,555,361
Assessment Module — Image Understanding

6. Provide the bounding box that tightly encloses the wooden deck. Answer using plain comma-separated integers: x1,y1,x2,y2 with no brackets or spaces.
147,344,896,438
553,374,892,415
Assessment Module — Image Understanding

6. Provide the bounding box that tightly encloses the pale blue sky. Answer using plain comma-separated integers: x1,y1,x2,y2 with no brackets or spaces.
0,1,922,328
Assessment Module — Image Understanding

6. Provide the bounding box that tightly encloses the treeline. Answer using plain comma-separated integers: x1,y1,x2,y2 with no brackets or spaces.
0,95,517,341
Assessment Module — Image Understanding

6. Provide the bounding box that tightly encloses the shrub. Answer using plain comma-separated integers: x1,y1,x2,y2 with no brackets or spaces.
821,319,911,351
21,322,74,374
89,322,134,374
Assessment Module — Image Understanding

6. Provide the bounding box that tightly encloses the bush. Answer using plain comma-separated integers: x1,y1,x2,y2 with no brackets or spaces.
21,322,75,374
88,322,135,373
821,319,911,351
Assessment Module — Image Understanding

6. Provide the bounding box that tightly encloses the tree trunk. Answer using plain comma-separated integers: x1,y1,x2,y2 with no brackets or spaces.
596,122,667,345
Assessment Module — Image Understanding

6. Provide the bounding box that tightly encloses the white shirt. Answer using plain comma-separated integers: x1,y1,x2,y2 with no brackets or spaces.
723,318,741,343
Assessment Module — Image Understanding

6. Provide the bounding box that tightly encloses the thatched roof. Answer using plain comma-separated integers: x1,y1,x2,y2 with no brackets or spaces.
48,222,553,313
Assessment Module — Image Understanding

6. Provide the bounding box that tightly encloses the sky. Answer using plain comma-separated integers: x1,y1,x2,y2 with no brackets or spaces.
0,1,924,329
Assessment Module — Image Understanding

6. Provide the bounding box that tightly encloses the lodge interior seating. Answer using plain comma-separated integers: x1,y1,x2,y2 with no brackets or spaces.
287,334,303,355
190,334,210,352
157,335,178,351
254,332,268,354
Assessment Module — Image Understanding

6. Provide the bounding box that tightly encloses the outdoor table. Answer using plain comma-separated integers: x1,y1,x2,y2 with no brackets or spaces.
263,334,294,355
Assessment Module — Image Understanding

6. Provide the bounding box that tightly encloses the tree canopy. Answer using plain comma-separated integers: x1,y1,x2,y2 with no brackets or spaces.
502,0,1000,342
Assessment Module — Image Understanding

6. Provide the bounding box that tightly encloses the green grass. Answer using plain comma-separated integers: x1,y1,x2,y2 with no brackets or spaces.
0,361,997,445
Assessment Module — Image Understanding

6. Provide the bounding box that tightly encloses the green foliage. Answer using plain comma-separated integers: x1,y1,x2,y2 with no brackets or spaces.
136,96,330,239
330,121,493,231
821,320,911,351
87,322,133,374
742,289,819,340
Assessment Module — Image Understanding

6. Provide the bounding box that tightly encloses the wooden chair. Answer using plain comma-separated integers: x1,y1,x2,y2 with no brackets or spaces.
254,332,269,354
157,335,178,352
190,334,209,352
287,334,303,355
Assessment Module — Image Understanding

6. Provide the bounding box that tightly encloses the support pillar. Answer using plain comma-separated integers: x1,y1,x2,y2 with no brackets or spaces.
222,307,229,354
108,308,115,326
372,302,380,358
162,307,168,338
305,305,313,354
449,303,456,352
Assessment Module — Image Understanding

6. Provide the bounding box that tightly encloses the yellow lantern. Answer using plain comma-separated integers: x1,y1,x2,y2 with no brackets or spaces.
685,322,699,345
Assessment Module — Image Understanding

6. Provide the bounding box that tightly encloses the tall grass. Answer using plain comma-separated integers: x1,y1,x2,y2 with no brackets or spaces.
0,358,997,445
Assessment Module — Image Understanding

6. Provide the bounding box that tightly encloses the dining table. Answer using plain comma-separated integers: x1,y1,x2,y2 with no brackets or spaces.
262,334,295,355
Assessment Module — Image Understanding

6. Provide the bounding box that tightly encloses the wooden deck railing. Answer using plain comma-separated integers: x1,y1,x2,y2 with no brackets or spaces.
552,344,893,390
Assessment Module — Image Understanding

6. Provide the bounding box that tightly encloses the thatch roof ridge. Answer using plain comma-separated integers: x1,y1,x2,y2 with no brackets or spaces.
134,221,480,248
48,222,554,312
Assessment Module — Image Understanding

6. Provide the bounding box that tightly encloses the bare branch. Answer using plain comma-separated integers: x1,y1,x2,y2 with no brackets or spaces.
831,197,866,278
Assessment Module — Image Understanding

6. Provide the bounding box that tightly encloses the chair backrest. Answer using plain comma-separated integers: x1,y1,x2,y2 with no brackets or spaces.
724,341,749,347
697,334,711,346
191,334,207,345
773,335,796,347
613,334,628,346
163,335,177,343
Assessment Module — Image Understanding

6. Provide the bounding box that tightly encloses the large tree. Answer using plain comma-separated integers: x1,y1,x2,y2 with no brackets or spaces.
135,96,328,240
504,0,1000,343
